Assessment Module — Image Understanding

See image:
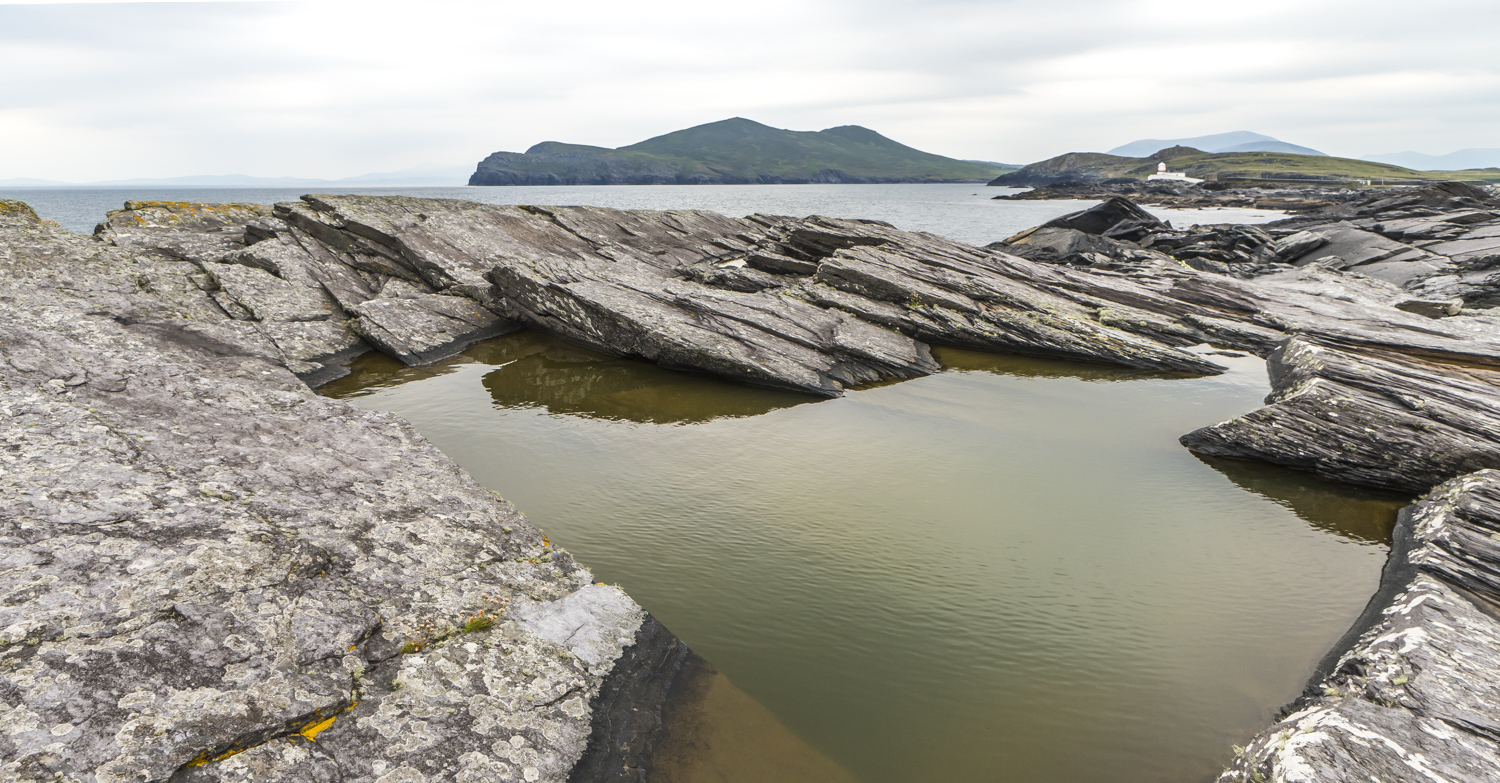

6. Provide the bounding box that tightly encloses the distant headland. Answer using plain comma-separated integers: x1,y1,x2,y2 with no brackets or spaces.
468,118,1014,186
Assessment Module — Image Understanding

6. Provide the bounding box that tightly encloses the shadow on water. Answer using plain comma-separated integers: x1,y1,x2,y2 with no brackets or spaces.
1197,455,1412,546
653,662,860,783
323,329,812,423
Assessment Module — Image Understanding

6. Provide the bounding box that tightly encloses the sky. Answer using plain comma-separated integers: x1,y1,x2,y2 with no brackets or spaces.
1,0,1498,181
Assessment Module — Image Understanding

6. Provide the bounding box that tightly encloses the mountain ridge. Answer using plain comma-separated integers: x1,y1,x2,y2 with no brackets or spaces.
470,118,1007,185
1362,148,1500,172
1108,131,1326,158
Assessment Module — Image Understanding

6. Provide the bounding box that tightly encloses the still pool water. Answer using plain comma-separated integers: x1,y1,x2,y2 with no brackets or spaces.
323,332,1407,783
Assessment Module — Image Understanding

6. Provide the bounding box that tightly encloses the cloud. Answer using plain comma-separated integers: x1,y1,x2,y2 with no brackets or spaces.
2,0,1498,180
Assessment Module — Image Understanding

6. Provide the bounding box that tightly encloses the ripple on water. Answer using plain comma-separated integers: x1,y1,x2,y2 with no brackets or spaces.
323,331,1408,783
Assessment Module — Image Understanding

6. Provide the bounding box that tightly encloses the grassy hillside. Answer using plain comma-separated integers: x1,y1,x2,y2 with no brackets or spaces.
471,118,1008,185
993,146,1500,187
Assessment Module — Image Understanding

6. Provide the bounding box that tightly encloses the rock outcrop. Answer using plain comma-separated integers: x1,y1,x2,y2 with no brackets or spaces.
994,183,1500,306
13,187,1500,782
0,202,699,783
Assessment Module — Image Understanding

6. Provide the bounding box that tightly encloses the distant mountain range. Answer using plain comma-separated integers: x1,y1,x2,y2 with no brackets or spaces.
469,118,1009,185
1108,131,1327,158
0,165,473,189
1361,149,1500,172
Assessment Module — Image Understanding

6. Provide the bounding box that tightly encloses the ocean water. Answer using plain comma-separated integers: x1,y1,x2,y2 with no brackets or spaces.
2,182,1281,247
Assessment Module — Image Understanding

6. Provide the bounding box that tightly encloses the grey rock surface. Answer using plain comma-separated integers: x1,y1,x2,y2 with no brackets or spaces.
0,201,693,783
263,195,1232,395
1181,336,1500,492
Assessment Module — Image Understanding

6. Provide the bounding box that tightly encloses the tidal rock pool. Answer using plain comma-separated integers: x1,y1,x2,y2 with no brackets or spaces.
323,331,1406,783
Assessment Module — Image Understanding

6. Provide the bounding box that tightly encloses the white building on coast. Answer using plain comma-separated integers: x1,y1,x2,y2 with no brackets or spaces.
1146,161,1203,183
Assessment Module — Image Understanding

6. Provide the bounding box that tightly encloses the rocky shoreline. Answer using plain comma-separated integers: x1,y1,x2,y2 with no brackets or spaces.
992,179,1367,211
5,183,1500,781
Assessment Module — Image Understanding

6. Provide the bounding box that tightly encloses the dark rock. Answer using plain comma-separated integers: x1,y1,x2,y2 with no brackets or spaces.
1394,298,1464,318
1181,337,1500,492
1027,196,1167,237
566,615,708,783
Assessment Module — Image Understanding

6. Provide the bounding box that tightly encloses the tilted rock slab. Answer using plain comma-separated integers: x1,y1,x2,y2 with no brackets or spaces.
1182,336,1500,492
0,201,697,783
97,195,1500,402
267,195,1228,395
20,192,1500,781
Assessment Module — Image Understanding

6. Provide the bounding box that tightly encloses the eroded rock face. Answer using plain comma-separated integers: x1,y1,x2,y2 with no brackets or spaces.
258,195,1235,394
0,202,693,783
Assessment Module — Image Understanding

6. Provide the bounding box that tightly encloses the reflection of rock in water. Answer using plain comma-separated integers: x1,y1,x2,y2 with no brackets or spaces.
931,345,1180,383
323,330,811,423
318,350,459,397
651,660,861,783
1197,455,1411,545
475,332,811,424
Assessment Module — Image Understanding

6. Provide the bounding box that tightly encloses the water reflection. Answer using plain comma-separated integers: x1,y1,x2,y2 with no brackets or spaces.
1198,455,1410,546
324,330,811,423
931,344,1188,382
323,330,1405,783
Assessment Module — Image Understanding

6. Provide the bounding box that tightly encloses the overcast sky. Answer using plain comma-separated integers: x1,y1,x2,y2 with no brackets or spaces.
2,0,1497,181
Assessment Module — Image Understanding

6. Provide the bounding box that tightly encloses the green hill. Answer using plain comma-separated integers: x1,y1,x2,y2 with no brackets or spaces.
470,118,1009,185
992,146,1500,187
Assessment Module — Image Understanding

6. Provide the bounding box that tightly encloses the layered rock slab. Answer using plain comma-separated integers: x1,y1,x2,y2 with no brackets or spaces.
270,195,1231,397
0,202,694,783
1181,336,1500,493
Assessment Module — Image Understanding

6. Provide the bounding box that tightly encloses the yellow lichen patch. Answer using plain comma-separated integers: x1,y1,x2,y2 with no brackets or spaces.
299,714,338,741
186,745,250,768
0,200,40,222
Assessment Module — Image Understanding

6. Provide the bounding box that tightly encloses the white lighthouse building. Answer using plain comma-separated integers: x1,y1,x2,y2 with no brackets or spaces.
1147,161,1203,183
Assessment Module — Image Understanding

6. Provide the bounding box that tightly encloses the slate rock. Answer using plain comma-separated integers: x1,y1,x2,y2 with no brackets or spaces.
1393,298,1464,318
0,201,699,783
352,294,518,365
1181,336,1500,492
